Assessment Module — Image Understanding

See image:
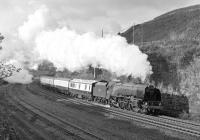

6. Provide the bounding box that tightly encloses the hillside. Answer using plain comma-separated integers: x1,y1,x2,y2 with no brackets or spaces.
119,4,200,89
119,5,200,116
119,5,200,44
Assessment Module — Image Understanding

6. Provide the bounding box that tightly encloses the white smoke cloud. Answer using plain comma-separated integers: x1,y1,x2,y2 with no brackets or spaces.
35,27,152,80
0,6,47,84
1,5,152,83
4,69,33,84
18,5,48,42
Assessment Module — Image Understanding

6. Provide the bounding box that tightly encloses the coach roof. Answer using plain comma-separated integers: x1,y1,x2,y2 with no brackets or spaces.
54,77,71,81
40,76,54,79
70,79,97,84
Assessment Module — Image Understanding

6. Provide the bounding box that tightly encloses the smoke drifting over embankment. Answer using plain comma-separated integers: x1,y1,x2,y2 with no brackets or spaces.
4,70,33,84
1,60,33,84
1,5,152,83
35,27,151,80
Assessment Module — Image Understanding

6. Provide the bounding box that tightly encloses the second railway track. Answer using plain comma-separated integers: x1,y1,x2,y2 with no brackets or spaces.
7,84,103,140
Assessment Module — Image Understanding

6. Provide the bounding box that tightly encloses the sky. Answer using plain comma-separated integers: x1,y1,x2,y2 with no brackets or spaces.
0,0,200,36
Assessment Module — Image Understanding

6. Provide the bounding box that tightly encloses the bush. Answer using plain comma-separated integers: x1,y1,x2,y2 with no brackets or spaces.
179,57,200,107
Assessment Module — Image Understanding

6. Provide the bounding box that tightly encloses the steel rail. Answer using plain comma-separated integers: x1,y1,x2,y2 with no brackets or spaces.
60,97,200,136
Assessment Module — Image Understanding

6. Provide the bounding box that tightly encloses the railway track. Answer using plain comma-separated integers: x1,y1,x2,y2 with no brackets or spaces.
7,85,103,140
5,85,54,140
57,98,200,138
27,84,200,139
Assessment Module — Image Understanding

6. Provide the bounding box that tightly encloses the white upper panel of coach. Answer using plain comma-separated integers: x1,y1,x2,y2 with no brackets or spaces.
40,76,54,85
69,79,97,92
54,78,70,88
70,79,96,84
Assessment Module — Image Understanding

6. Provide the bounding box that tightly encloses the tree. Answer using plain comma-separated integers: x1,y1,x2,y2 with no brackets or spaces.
0,34,21,79
179,57,200,106
0,33,4,50
37,60,57,76
87,65,103,79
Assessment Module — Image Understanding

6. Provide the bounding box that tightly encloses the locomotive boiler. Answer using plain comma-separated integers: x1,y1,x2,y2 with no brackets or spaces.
93,81,162,114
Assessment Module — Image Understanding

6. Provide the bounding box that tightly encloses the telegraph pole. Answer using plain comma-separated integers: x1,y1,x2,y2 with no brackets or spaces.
132,24,135,44
94,29,104,79
142,24,144,46
93,67,96,79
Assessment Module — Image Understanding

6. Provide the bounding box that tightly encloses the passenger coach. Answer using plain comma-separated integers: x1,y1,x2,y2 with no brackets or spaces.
54,78,70,94
69,79,96,99
40,76,54,86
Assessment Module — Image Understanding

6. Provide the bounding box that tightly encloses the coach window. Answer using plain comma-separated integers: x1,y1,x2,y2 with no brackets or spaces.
71,83,75,88
85,84,87,90
89,85,91,91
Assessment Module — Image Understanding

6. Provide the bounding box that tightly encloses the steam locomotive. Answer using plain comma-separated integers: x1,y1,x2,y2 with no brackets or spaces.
39,76,162,115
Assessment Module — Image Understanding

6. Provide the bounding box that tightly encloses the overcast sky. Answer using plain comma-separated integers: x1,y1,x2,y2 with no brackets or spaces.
0,0,200,36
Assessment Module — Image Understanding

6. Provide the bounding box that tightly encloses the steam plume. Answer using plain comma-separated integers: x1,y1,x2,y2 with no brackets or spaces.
1,5,152,83
0,6,48,84
4,70,33,84
35,27,152,80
